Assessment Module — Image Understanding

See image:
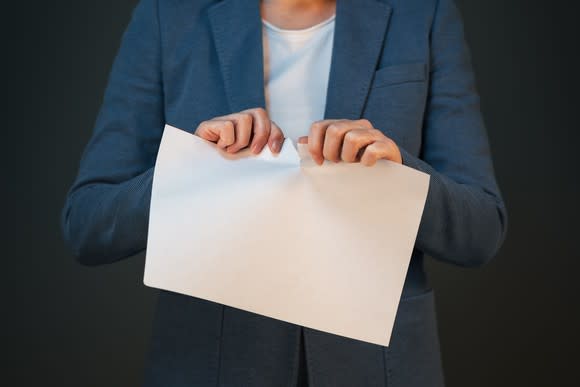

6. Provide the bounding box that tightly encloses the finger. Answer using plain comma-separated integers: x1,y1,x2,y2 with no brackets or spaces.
216,120,236,148
268,121,285,153
246,108,270,154
194,120,219,141
383,137,402,164
326,120,373,161
226,113,253,153
195,120,236,148
297,136,308,144
341,129,376,162
356,118,374,130
308,120,335,165
323,121,353,162
360,141,390,166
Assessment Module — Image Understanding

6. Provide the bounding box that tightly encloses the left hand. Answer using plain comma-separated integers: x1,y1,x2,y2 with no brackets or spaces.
298,119,402,166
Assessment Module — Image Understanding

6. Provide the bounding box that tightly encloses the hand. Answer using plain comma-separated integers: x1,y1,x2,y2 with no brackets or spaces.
194,107,285,154
297,119,402,166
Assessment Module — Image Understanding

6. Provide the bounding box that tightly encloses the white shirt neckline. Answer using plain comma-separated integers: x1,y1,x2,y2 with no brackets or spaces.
262,14,336,41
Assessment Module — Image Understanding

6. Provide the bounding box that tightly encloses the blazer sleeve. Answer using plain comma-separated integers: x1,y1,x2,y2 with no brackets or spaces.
60,0,164,266
399,0,508,267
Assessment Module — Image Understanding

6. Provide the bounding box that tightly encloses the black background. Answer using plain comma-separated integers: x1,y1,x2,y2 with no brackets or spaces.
4,0,579,386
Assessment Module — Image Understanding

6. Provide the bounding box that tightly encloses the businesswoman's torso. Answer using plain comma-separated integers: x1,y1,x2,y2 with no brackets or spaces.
143,1,441,386
62,0,507,385
159,0,435,299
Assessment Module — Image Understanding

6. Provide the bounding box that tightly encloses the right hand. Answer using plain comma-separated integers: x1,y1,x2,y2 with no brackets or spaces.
194,107,285,154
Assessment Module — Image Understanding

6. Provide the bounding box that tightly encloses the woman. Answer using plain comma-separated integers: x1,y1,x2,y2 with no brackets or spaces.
60,0,508,385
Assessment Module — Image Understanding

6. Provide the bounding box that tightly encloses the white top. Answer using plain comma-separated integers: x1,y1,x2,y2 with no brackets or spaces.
262,14,335,144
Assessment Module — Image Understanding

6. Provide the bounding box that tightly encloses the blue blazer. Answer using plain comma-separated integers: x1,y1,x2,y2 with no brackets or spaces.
60,0,508,385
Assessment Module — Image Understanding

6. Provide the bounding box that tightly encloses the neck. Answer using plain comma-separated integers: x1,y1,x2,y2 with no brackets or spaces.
260,0,336,30
261,0,332,7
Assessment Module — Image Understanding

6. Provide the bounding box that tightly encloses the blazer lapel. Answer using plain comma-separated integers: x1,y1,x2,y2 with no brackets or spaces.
208,0,266,113
208,0,392,120
324,0,392,119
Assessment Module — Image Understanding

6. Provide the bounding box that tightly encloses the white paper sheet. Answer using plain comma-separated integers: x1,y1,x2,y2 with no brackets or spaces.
144,124,430,346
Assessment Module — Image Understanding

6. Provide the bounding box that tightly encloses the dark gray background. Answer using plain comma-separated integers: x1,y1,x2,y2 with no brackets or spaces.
3,0,579,386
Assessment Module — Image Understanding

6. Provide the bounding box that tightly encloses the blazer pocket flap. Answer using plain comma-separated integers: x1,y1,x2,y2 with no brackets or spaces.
371,62,427,88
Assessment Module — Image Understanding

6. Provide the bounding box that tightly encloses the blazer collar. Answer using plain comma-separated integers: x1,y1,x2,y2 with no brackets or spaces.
208,0,392,119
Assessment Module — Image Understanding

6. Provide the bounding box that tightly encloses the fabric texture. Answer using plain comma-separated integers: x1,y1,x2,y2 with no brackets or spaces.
60,0,508,386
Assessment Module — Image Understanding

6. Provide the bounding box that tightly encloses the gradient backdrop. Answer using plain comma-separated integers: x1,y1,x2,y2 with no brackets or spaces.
4,0,579,386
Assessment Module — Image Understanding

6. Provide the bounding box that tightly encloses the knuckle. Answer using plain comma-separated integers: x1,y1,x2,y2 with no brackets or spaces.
253,107,267,116
382,137,395,149
371,128,384,137
312,119,325,126
344,130,358,144
239,113,252,123
223,120,235,130
358,118,372,128
198,120,212,130
327,124,340,135
310,121,324,132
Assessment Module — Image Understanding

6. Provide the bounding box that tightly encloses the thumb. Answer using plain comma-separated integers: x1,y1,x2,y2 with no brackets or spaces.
297,136,308,144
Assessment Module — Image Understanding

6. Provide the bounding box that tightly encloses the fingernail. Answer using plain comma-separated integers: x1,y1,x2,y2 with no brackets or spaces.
271,140,280,153
251,144,260,154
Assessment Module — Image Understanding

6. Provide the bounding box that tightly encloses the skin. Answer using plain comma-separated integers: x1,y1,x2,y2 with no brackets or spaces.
194,107,285,154
260,0,336,30
194,0,402,166
297,120,402,166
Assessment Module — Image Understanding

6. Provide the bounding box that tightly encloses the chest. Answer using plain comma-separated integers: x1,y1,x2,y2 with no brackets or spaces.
160,6,431,157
